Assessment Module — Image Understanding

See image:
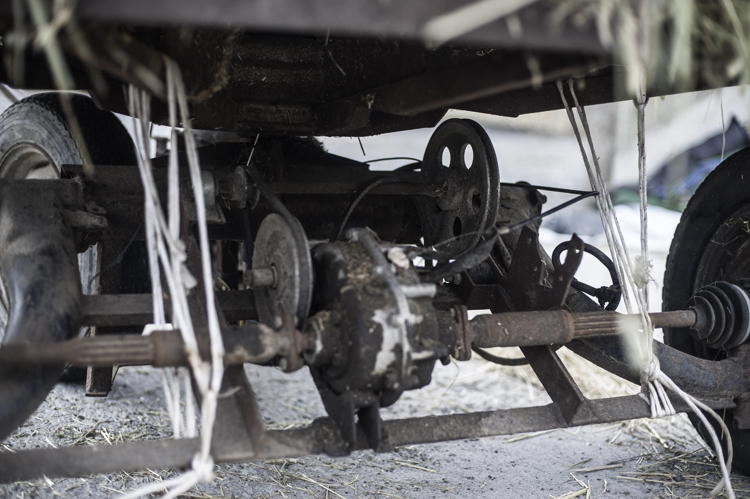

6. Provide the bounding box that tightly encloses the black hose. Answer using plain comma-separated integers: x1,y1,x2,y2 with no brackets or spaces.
552,241,621,311
420,191,598,282
421,228,499,282
472,345,564,366
472,346,529,366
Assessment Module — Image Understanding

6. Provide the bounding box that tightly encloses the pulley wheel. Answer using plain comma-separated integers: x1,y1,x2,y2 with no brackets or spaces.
253,213,313,327
415,119,500,256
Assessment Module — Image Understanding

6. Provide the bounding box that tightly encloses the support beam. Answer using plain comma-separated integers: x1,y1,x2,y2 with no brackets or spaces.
80,290,258,327
372,53,598,116
0,394,730,484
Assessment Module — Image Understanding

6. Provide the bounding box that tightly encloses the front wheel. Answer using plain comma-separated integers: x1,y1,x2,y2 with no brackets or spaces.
663,145,750,475
0,92,141,440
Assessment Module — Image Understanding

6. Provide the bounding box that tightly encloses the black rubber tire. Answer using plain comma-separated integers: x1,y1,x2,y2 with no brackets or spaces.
0,92,137,175
663,145,750,476
0,93,140,386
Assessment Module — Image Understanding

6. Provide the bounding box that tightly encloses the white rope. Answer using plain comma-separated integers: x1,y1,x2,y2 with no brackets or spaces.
557,78,735,499
118,58,224,499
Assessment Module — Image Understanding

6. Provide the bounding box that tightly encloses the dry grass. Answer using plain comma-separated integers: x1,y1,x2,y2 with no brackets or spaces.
553,0,750,96
477,345,637,399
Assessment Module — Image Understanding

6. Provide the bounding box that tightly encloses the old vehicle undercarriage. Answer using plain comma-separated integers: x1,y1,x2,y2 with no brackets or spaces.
0,0,750,493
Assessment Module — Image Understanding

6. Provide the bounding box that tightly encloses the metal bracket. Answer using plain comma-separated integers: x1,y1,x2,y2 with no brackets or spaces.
520,346,593,425
502,226,583,311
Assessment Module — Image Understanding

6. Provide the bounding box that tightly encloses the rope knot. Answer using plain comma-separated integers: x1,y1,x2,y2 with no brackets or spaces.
633,255,652,289
639,356,661,390
191,454,215,483
645,356,660,382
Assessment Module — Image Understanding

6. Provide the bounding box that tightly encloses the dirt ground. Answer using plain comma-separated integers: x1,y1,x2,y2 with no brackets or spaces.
1,348,749,499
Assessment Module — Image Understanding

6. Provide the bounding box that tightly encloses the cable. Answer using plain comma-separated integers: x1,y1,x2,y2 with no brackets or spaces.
416,189,597,283
472,346,529,366
472,344,564,366
421,228,499,282
332,175,403,240
552,241,621,311
366,156,422,164
500,182,597,196
498,191,598,235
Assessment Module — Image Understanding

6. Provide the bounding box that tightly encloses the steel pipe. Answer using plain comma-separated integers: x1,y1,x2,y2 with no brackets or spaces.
468,309,697,349
0,324,312,369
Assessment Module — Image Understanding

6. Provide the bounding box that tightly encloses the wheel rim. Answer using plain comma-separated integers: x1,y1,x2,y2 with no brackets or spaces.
0,142,59,180
689,203,750,358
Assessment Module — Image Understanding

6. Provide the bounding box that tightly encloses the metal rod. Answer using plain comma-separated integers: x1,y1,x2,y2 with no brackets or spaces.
468,309,697,349
0,392,730,484
270,181,444,197
0,324,303,368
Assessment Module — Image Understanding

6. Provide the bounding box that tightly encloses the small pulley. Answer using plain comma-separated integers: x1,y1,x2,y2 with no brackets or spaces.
414,119,500,257
243,164,313,328
250,213,313,327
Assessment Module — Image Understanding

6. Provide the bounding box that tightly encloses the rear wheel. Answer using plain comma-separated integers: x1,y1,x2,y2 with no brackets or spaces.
0,92,139,339
663,146,750,475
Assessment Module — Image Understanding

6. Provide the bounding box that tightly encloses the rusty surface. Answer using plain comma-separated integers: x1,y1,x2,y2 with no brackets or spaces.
468,309,698,350
501,227,583,311
470,310,575,348
572,310,697,336
0,324,310,369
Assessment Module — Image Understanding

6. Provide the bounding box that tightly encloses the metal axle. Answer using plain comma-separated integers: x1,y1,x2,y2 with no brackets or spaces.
0,323,314,371
0,309,698,370
456,308,697,354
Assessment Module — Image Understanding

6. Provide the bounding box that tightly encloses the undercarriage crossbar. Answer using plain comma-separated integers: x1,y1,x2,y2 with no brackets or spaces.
0,392,731,484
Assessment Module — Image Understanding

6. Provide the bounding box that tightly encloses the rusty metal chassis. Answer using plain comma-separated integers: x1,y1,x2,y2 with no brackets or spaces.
0,2,737,138
0,159,748,483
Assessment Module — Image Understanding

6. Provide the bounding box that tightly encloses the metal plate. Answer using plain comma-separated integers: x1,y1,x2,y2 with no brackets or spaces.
415,119,500,256
252,213,313,326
